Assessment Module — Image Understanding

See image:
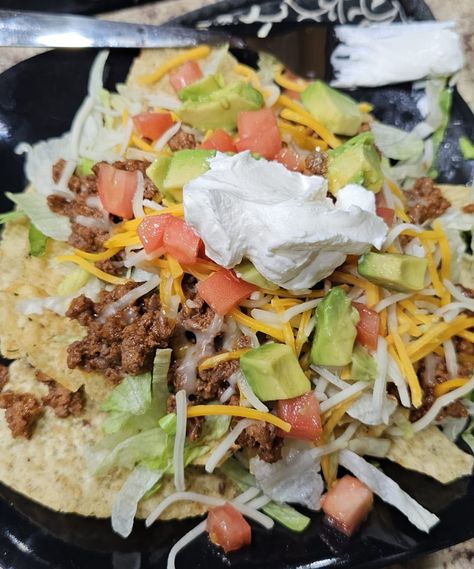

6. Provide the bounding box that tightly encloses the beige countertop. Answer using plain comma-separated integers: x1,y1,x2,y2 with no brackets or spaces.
1,0,473,567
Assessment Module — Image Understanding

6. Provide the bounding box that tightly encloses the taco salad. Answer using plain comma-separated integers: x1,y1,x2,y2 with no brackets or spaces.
0,42,473,565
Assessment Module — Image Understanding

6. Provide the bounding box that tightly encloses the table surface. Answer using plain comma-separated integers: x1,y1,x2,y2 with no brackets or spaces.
1,0,473,567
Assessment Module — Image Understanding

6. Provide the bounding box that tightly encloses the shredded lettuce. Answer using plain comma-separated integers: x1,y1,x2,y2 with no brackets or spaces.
0,210,24,224
112,465,164,538
101,372,152,415
152,348,172,418
220,458,311,532
76,157,96,176
28,223,48,257
56,267,90,296
6,191,71,241
459,136,474,160
462,418,474,453
158,412,177,435
371,122,424,161
428,86,452,178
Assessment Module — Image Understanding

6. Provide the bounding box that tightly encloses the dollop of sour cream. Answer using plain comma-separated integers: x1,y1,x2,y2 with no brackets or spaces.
184,152,387,290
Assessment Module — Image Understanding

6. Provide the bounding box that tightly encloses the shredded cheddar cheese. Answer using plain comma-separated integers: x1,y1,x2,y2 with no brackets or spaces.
229,308,285,342
390,328,422,408
74,247,121,262
358,102,373,114
273,69,306,93
187,404,291,432
198,349,251,372
130,134,159,154
278,95,341,148
434,377,471,398
55,255,129,285
138,45,211,85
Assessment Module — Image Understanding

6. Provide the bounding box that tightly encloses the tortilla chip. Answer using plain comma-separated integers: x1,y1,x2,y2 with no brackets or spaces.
387,426,474,484
0,358,236,518
438,184,473,209
126,47,241,93
0,217,112,401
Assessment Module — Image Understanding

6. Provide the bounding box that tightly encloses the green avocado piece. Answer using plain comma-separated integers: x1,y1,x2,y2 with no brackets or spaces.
234,259,279,291
162,149,215,203
358,252,428,293
240,343,311,402
310,287,360,367
178,73,225,102
327,132,383,195
301,80,362,136
177,81,264,131
351,344,377,381
76,157,96,177
146,156,171,194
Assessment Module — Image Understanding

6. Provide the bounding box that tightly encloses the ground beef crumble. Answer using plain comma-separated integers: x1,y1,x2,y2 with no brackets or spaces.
410,354,470,422
196,360,240,402
405,177,450,224
0,365,8,391
303,150,328,176
168,130,196,151
36,371,85,418
66,283,175,383
236,421,283,463
0,392,43,439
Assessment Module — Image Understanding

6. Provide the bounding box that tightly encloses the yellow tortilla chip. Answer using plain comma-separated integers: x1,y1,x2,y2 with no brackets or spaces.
126,47,241,94
387,426,474,484
0,358,236,518
0,217,111,401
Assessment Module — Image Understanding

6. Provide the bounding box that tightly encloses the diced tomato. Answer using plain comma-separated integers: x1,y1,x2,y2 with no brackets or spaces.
236,109,282,160
200,129,237,153
274,147,301,171
276,392,322,441
137,214,202,263
132,112,174,141
163,216,202,264
137,214,171,254
376,206,395,228
197,269,256,315
207,503,251,553
352,302,380,351
97,163,137,219
320,475,373,536
169,61,203,92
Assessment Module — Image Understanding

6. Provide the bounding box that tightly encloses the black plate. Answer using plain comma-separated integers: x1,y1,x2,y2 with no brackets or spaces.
0,1,474,568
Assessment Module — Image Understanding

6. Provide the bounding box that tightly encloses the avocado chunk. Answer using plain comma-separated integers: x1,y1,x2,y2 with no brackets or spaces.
358,252,428,293
301,80,362,136
240,343,311,402
177,81,264,131
161,149,215,202
76,157,95,177
178,73,225,102
327,132,383,195
146,156,171,193
234,259,279,291
310,287,360,367
351,345,377,381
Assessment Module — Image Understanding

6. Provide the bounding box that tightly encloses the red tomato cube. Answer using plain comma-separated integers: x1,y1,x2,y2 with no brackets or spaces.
376,206,395,228
163,216,202,264
169,61,203,92
352,302,380,351
207,503,251,553
132,112,174,141
276,392,322,441
197,269,256,315
97,163,138,219
236,109,282,160
137,214,173,254
320,475,373,536
274,147,301,171
200,129,237,153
